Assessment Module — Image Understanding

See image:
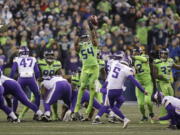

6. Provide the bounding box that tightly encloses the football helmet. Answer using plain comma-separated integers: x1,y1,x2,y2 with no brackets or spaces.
113,51,125,60
19,46,29,56
159,48,169,60
44,49,55,63
153,91,164,105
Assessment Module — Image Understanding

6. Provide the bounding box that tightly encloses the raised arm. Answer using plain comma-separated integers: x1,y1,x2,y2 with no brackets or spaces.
74,36,80,52
88,16,98,46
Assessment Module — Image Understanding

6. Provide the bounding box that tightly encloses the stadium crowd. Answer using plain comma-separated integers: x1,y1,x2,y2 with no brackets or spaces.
0,0,179,76
0,0,180,129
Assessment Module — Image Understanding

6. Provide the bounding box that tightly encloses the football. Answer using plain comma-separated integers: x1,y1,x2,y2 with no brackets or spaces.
90,15,98,25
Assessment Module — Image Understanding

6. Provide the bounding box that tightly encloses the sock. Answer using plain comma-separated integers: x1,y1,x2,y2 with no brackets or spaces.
51,102,58,119
147,103,153,115
9,112,17,120
74,88,84,113
111,106,125,120
19,94,35,119
44,111,51,116
139,105,146,117
95,115,100,119
86,90,95,114
36,110,43,116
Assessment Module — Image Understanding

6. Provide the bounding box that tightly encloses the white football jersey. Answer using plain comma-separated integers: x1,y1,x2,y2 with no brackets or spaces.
0,75,14,84
14,56,37,77
42,76,67,90
106,59,114,73
162,96,180,115
106,60,134,91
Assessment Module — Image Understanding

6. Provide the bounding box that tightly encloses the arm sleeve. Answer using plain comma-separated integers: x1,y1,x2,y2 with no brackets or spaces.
134,56,147,62
127,75,145,93
159,104,175,120
100,81,108,94
9,62,18,78
34,63,40,79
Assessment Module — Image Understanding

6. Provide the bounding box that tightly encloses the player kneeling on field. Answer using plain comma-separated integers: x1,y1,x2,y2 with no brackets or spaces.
41,76,72,122
153,91,180,129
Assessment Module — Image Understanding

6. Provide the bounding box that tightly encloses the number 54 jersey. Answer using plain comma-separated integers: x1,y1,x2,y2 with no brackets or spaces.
79,41,99,68
106,60,134,91
13,56,37,78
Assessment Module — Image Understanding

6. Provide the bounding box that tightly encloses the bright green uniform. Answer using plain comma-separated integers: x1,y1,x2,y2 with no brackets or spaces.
134,54,154,121
153,58,174,124
19,59,62,120
75,41,99,114
153,58,174,96
38,59,62,79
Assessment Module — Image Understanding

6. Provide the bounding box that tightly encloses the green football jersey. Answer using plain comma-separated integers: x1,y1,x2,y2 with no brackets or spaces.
134,54,152,82
153,58,174,82
38,59,62,79
79,41,98,67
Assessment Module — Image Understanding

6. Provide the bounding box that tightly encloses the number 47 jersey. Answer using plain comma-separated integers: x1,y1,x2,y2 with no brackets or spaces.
12,56,38,78
106,60,134,91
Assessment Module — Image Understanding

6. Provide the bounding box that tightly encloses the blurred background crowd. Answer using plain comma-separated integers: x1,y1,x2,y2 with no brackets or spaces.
0,0,179,81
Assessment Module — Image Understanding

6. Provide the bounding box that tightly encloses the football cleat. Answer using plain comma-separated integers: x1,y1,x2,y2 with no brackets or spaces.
71,112,83,121
92,118,103,124
139,116,148,123
123,118,130,129
42,115,51,122
167,125,177,130
12,119,21,123
108,116,123,124
80,117,91,122
33,114,42,121
149,113,155,124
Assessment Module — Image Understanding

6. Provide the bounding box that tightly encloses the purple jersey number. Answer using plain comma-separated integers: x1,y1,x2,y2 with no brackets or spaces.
20,58,33,67
112,67,121,78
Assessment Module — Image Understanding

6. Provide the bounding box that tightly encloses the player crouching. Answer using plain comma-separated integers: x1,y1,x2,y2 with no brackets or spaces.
153,91,180,129
41,76,71,122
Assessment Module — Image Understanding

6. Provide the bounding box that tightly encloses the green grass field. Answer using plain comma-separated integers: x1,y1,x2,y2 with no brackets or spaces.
0,102,179,135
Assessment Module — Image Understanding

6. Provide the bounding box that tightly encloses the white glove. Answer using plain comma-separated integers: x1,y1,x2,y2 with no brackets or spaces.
63,110,72,122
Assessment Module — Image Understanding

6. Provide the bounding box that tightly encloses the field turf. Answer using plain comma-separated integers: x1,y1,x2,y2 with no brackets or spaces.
0,102,179,135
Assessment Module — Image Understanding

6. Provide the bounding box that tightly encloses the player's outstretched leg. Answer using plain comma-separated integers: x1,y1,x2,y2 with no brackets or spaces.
108,90,130,128
3,80,43,121
74,84,86,113
0,86,20,122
